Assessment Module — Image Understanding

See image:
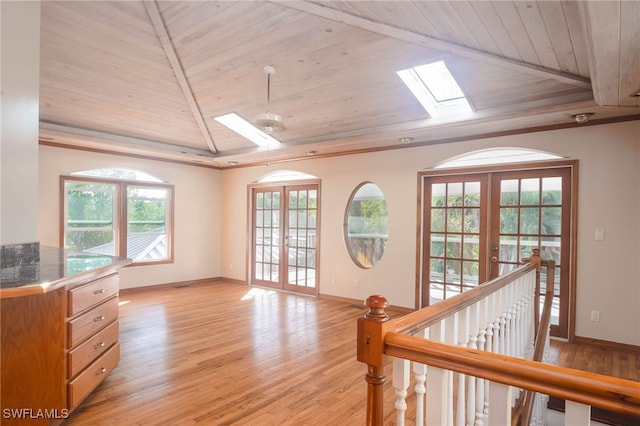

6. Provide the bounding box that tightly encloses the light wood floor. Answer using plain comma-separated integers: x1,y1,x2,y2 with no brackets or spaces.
64,280,639,425
64,281,407,425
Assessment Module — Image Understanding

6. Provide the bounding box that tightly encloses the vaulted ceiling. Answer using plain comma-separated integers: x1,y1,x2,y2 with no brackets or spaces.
39,1,640,168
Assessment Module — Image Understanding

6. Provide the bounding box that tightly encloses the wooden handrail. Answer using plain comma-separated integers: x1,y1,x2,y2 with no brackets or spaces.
358,252,640,424
389,262,537,335
384,333,640,418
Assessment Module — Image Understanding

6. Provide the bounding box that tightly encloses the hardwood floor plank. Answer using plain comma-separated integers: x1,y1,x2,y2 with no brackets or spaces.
65,281,637,425
64,282,404,425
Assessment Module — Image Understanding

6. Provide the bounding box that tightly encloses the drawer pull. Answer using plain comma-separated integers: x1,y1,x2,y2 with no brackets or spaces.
93,288,105,295
93,315,105,323
94,341,106,349
95,367,107,375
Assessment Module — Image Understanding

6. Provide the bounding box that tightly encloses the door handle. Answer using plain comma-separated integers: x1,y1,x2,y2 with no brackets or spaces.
491,256,498,263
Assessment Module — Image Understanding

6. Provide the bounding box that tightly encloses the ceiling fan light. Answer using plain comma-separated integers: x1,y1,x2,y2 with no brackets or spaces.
253,111,286,133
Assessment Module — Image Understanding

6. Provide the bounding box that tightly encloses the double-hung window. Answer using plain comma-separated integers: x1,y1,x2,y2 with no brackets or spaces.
61,169,174,264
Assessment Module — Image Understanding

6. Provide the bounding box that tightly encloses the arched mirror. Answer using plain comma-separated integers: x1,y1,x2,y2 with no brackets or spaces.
344,182,389,268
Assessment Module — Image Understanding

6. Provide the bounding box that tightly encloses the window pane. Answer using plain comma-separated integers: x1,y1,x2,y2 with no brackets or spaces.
298,211,307,228
520,178,540,205
500,179,518,206
499,236,518,262
289,191,298,208
464,208,480,233
447,208,462,232
500,208,517,233
430,259,444,283
65,182,116,252
308,190,317,208
431,208,445,232
430,234,445,257
541,207,561,235
298,190,308,208
542,177,562,205
519,208,539,234
462,238,479,260
464,182,481,206
447,183,463,206
445,234,461,258
127,186,169,261
432,183,446,207
462,261,479,285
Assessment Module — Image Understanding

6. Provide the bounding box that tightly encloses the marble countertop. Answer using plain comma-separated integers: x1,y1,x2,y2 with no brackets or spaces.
1,243,131,298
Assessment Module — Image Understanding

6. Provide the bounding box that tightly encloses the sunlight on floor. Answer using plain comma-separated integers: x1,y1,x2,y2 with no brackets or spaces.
240,287,276,301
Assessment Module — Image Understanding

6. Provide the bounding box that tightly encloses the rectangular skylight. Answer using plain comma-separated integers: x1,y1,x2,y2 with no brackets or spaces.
214,113,281,148
397,60,472,118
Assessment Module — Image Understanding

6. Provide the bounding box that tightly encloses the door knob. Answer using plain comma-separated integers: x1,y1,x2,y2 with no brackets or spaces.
491,256,498,263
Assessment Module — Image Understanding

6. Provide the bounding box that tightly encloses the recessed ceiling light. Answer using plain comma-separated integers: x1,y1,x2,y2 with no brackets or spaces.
571,113,593,124
227,161,239,165
307,150,317,156
399,137,413,144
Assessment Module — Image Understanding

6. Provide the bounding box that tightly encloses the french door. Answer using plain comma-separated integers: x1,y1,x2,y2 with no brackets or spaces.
421,166,573,338
251,184,319,295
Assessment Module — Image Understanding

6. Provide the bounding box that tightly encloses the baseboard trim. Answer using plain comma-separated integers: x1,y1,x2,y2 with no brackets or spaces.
119,276,246,294
573,335,640,353
120,279,413,315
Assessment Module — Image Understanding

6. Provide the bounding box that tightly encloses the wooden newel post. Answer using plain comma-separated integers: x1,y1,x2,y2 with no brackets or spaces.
357,295,391,426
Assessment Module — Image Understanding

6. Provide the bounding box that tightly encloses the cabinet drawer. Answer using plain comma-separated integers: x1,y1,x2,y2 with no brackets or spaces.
68,320,119,379
69,274,119,316
68,343,120,410
68,296,119,348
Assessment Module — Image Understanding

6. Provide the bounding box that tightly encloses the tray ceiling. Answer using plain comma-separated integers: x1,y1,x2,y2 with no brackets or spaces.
39,1,640,168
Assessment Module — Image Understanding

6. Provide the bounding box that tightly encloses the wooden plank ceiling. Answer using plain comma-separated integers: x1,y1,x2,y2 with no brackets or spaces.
38,1,640,168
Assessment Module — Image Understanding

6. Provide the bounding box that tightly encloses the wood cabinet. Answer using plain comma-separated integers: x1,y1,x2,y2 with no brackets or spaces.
66,273,121,411
1,271,124,425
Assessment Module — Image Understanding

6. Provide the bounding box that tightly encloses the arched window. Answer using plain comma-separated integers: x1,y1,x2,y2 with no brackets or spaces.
62,168,174,264
432,148,564,169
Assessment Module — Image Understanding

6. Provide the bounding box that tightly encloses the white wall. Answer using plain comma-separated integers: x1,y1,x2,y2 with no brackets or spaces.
38,145,222,289
220,121,640,346
1,1,40,245
37,121,640,345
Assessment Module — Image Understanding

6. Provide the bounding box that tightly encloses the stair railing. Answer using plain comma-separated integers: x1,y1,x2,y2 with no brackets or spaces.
357,250,640,425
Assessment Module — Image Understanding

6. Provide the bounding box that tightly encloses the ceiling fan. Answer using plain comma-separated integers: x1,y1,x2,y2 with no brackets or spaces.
253,65,285,135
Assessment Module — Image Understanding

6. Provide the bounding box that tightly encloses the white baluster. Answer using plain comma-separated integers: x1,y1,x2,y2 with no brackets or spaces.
427,321,448,426
393,358,410,426
414,361,427,426
466,304,478,426
445,314,458,424
414,329,428,426
486,382,512,425
565,401,592,425
456,308,469,426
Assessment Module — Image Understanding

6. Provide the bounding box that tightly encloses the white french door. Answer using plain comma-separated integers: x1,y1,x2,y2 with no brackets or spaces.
251,184,319,295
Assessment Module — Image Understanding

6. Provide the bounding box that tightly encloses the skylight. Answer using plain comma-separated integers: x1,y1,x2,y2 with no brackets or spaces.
397,60,472,118
214,113,281,148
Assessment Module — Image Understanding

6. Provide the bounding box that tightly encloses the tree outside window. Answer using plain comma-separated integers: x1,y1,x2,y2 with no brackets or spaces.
62,169,173,264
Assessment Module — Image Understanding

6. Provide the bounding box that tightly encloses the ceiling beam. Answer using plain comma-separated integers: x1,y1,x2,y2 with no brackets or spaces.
578,1,640,107
274,0,593,90
143,0,219,154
